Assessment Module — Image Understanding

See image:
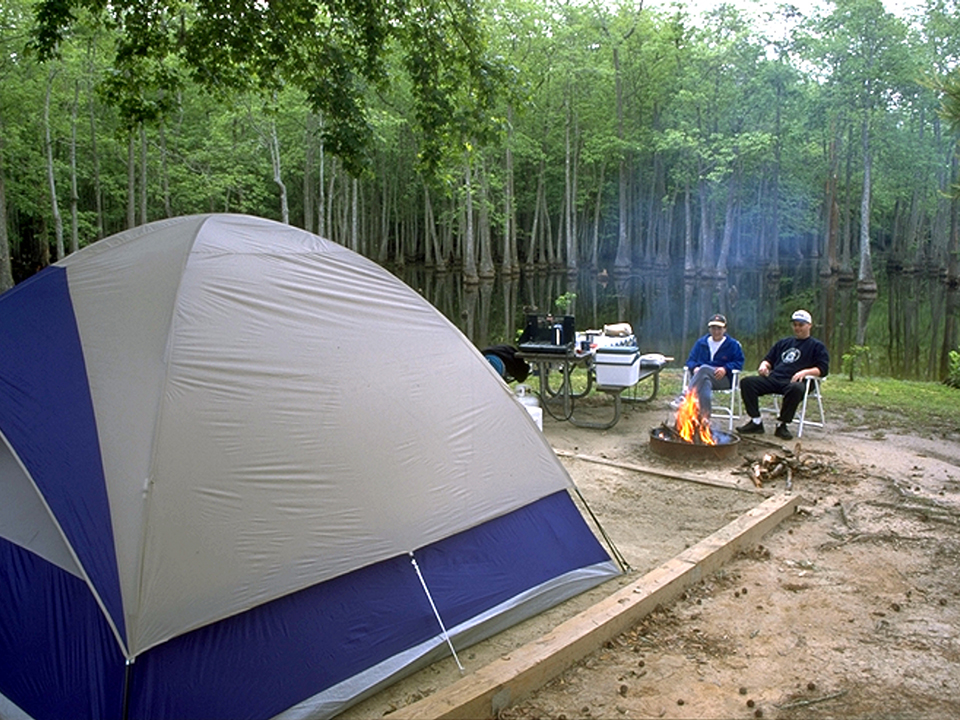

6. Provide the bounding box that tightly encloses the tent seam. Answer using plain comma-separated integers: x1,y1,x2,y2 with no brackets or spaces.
128,214,213,659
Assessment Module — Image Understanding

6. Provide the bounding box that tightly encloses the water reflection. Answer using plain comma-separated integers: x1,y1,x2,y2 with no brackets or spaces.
396,263,955,381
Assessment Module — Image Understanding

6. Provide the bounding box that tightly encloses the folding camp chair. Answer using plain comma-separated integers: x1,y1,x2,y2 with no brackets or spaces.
767,375,825,438
680,367,741,432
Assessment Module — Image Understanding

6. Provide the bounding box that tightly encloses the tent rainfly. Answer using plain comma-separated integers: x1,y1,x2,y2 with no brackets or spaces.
0,214,619,720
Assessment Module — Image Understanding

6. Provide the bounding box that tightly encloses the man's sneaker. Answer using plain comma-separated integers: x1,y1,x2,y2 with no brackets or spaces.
737,419,764,434
774,422,793,440
669,394,685,409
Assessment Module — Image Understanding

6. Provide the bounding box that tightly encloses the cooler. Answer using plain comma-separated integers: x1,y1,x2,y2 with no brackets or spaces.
594,345,641,387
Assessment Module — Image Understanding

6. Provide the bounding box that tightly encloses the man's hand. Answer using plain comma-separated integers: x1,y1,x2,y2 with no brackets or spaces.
791,369,818,383
713,366,726,380
758,361,771,377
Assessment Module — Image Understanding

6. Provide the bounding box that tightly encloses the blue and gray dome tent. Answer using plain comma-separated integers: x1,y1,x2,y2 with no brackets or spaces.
0,215,619,720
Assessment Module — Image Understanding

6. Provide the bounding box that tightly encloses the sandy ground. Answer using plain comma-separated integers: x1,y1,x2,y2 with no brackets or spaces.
342,387,960,720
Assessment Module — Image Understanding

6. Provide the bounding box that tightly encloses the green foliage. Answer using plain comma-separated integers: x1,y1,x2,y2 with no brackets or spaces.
841,345,870,381
31,0,506,176
945,350,960,389
554,292,576,313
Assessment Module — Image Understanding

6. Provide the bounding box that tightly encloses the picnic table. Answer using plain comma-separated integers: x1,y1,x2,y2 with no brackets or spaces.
517,335,670,430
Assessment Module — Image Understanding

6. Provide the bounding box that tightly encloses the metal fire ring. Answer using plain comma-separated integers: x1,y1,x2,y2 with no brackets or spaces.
649,425,741,461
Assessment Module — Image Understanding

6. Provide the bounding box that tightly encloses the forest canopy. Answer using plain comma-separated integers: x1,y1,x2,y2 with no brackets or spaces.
31,0,503,175
1,0,960,292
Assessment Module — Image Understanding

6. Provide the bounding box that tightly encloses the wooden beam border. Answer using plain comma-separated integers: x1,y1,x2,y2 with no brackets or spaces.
390,492,801,720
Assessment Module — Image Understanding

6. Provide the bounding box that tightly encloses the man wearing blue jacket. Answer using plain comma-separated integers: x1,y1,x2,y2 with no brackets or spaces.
681,313,745,424
737,309,829,440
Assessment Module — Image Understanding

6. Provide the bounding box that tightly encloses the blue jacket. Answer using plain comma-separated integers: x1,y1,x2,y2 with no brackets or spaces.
685,334,745,376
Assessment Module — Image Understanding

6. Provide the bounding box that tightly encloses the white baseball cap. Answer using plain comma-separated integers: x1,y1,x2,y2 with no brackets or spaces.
791,309,812,324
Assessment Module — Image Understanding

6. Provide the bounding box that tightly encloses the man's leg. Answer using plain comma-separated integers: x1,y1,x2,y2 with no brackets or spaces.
738,375,781,433
690,366,718,416
739,375,767,419
777,381,806,423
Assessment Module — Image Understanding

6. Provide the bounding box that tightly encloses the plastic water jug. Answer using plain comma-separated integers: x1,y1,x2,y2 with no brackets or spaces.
514,385,543,431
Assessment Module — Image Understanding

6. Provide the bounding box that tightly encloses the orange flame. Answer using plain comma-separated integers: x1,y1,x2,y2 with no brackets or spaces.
675,389,716,445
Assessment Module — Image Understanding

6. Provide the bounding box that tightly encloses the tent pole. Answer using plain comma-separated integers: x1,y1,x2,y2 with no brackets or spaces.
121,658,133,720
409,552,465,673
570,485,631,573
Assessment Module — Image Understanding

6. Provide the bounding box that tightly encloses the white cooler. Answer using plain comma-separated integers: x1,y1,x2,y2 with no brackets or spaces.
594,346,641,387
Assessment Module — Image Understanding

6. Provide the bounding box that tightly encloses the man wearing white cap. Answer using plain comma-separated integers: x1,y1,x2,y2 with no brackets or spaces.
737,309,829,440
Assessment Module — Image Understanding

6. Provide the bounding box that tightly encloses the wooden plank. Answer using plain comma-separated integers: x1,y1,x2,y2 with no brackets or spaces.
554,449,769,495
390,493,801,720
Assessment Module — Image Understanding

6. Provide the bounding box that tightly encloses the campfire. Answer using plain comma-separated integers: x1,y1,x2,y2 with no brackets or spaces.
649,388,739,460
674,389,716,445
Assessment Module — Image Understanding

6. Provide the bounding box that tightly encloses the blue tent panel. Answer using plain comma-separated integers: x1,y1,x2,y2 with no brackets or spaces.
128,491,610,720
0,268,126,643
417,488,611,628
0,537,126,720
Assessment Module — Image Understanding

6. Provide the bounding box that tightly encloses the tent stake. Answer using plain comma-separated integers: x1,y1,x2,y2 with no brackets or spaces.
409,552,465,673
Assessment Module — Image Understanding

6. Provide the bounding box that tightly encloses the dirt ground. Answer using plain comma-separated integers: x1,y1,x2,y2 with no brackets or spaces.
342,386,960,720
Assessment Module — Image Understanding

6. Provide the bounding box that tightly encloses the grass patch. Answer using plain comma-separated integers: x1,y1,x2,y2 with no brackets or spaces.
821,376,960,436
524,366,960,438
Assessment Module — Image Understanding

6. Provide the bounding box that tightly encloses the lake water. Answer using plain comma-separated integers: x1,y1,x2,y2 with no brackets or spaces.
397,261,959,382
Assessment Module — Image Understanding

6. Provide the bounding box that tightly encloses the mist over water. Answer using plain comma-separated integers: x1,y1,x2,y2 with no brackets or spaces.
398,260,957,382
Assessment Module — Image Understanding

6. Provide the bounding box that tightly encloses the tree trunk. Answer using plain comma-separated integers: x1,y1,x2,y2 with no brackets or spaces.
304,113,315,233
715,168,737,275
589,163,605,270
424,182,444,270
947,155,959,286
542,185,555,268
906,188,924,270
939,181,959,378
377,172,390,263
840,124,854,277
268,119,289,224
0,123,13,292
140,123,148,226
502,106,519,274
653,153,670,267
770,73,783,272
317,122,327,237
683,182,695,277
613,46,630,273
526,160,545,269
44,67,65,260
642,156,658,267
350,177,359,253
478,159,495,279
463,155,478,284
127,131,136,229
698,175,713,273
440,196,454,267
88,105,103,237
857,114,877,294
564,93,577,273
86,46,104,240
159,122,172,218
325,153,336,240
823,132,839,274
69,80,79,254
